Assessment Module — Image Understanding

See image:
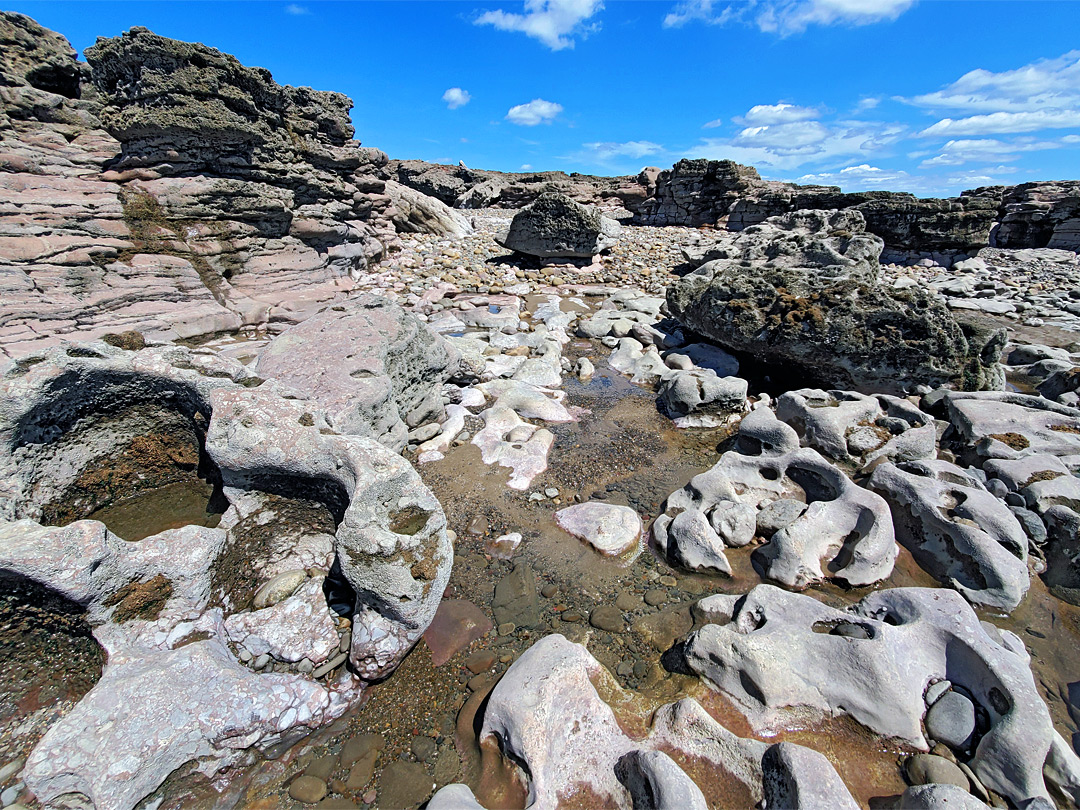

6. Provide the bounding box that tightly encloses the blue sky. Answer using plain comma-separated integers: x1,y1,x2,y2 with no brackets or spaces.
8,0,1080,197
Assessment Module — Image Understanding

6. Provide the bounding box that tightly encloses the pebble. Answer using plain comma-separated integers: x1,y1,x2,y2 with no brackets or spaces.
925,679,952,707
253,653,270,670
590,605,626,633
379,761,434,809
288,775,328,804
904,754,970,790
341,732,385,768
615,592,644,611
925,691,976,750
497,622,516,636
411,736,438,762
540,583,558,598
644,589,667,607
305,754,338,781
312,652,348,679
545,487,559,498
465,650,497,674
466,515,489,535
658,575,677,587
0,761,23,784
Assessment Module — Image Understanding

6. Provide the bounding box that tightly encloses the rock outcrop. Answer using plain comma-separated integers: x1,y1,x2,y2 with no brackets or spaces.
993,181,1080,251
0,339,452,807
498,192,620,258
0,16,457,359
387,158,650,211
666,209,1005,393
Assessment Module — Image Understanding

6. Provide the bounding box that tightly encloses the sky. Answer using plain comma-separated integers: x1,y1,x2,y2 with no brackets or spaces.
7,0,1080,197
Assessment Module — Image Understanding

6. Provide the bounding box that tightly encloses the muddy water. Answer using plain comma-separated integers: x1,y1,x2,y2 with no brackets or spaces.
88,478,222,541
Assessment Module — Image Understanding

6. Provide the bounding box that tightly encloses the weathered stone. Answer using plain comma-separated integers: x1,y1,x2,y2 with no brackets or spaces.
554,502,642,560
498,193,620,258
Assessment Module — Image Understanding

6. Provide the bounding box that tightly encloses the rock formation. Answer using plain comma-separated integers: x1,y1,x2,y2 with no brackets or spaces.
498,192,621,258
666,209,1005,393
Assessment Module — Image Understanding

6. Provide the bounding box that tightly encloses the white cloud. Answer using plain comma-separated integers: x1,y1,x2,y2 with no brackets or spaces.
702,118,724,129
442,87,472,109
285,3,310,14
737,102,820,126
664,0,915,33
910,51,1080,114
919,137,1072,167
580,140,664,160
918,110,1080,137
506,98,563,126
521,164,534,170
476,0,603,50
689,118,905,172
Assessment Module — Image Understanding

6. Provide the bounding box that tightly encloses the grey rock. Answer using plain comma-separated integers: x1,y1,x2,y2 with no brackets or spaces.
657,369,747,426
904,754,970,789
761,742,859,810
615,749,708,810
492,563,540,629
498,192,620,258
384,179,473,237
755,499,807,538
899,783,989,810
926,691,977,750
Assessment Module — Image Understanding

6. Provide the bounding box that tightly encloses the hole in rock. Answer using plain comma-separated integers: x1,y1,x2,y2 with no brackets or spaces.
12,370,227,539
388,504,432,537
0,573,104,768
787,465,839,503
323,557,357,619
760,467,780,481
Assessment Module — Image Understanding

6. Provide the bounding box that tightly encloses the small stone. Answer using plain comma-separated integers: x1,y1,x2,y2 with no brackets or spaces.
925,691,976,750
616,661,634,677
904,754,970,790
345,752,377,790
341,732,385,768
756,499,807,538
467,673,491,691
644,589,667,607
925,679,952,707
540,584,558,599
379,759,435,808
289,775,329,804
615,592,644,611
561,611,583,623
253,569,307,609
545,487,560,498
465,650,497,674
0,760,23,784
411,736,438,762
362,790,377,804
466,515,489,535
658,575,677,587
305,754,339,781
253,653,270,670
632,660,649,679
590,605,626,633
497,622,516,636
297,658,314,674
238,648,252,664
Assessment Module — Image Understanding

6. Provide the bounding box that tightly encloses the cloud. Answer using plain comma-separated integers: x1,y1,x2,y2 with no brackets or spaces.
688,117,906,172
476,0,603,50
910,51,1080,114
506,98,563,126
736,102,820,126
285,3,310,14
918,110,1080,137
521,164,534,170
580,140,664,161
702,118,724,129
664,0,915,34
442,87,472,109
918,137,1072,167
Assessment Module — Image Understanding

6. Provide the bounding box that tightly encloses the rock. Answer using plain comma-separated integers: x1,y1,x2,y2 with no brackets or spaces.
207,388,452,681
486,532,522,560
341,732,384,768
926,691,977,750
255,295,457,452
491,564,540,629
937,391,1080,462
554,502,642,560
683,584,1066,807
384,179,473,237
465,650,497,675
995,181,1080,251
378,760,433,808
653,408,897,588
498,192,620,258
290,775,329,804
899,783,989,810
427,784,485,809
755,499,807,538
644,589,667,607
224,579,340,664
589,605,626,633
869,459,1030,611
904,753,970,790
411,736,438,762
666,209,1004,394
252,569,307,609
614,750,708,810
657,369,748,428
761,742,860,810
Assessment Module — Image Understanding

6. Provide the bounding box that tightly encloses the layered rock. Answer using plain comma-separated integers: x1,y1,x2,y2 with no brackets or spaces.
666,209,1005,393
0,16,456,358
993,181,1080,251
387,158,650,211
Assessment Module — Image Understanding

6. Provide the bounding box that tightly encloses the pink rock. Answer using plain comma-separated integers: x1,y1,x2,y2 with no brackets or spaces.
423,599,492,666
554,502,643,561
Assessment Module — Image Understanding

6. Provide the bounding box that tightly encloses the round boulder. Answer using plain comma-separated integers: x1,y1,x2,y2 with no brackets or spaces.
498,192,620,258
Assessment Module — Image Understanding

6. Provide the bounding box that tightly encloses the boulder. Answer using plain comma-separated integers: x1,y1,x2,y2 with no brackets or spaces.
683,584,1077,808
869,459,1030,611
384,179,473,237
657,369,748,428
554,502,643,560
653,407,897,588
666,209,1004,394
498,192,620,258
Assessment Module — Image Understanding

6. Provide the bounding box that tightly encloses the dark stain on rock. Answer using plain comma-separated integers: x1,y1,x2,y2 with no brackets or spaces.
104,573,173,623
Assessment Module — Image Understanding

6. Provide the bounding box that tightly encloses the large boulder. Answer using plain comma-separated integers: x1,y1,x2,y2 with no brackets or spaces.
254,295,458,451
384,179,473,237
498,192,620,258
666,209,1004,393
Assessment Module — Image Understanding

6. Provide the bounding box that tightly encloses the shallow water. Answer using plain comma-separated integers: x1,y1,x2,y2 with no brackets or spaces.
87,479,222,541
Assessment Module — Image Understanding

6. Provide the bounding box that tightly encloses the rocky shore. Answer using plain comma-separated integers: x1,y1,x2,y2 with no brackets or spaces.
1,10,1080,810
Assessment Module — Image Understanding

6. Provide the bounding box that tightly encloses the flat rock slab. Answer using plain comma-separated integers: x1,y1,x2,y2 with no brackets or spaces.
423,599,493,666
554,503,642,561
